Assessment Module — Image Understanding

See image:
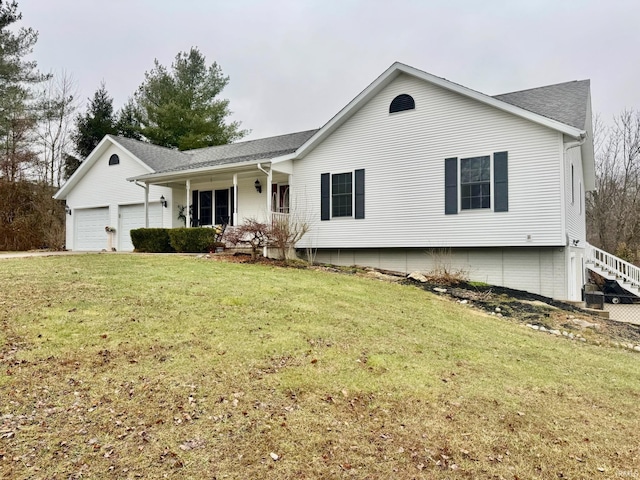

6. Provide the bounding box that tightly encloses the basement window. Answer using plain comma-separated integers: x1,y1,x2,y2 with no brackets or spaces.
108,154,120,165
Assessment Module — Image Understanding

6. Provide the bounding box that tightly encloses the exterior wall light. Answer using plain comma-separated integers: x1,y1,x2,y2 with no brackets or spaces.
65,205,72,215
160,195,168,208
254,179,262,193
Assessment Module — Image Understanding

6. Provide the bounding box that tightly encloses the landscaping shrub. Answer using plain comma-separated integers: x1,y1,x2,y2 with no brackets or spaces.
130,228,174,253
168,227,217,253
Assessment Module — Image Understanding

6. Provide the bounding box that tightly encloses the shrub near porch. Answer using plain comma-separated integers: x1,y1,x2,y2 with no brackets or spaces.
0,254,638,479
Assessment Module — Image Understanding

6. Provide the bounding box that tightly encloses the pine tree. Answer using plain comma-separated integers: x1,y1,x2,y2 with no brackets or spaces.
71,83,117,159
0,0,46,181
133,47,248,150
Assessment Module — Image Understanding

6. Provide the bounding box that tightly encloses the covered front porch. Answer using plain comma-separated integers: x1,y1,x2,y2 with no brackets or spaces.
132,161,293,230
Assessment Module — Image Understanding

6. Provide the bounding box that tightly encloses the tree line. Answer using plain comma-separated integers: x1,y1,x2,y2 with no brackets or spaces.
586,109,640,264
0,1,246,250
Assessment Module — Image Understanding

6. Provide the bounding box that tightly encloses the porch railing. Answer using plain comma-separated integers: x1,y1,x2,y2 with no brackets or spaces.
271,212,290,225
585,243,640,289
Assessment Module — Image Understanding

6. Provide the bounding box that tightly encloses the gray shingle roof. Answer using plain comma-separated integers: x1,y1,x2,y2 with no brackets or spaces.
493,80,590,130
185,129,318,164
114,129,319,175
117,79,589,177
108,135,191,171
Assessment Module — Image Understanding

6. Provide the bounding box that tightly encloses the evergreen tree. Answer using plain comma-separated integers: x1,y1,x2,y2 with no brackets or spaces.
71,82,117,159
115,98,141,140
133,47,247,150
0,0,46,181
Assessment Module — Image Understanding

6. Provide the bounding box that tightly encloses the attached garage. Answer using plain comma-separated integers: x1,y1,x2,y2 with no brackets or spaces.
118,203,163,252
74,207,110,251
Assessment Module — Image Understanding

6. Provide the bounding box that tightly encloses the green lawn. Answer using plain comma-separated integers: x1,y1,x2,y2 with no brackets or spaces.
0,254,638,479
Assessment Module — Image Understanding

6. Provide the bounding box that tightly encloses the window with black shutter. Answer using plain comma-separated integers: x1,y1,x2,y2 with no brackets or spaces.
444,152,508,214
321,170,365,220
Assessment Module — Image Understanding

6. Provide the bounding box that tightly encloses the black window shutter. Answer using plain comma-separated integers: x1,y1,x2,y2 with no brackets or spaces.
229,186,235,226
191,190,199,226
321,173,330,221
444,158,458,215
494,151,508,212
354,169,365,219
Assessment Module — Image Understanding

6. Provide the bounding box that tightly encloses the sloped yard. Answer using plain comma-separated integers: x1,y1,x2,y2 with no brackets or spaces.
0,254,639,479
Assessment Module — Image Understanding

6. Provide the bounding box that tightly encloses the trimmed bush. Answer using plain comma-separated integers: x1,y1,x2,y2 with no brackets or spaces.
130,228,174,253
168,228,217,253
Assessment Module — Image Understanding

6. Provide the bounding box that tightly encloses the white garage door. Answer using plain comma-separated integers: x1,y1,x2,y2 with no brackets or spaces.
118,203,163,252
75,207,110,251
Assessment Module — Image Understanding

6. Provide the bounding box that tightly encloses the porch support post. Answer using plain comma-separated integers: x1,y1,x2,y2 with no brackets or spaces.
186,179,191,228
232,173,238,226
144,183,149,227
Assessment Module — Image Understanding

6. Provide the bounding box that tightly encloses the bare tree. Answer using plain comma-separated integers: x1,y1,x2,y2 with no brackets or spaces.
587,109,640,262
269,197,311,262
36,71,78,186
0,97,38,182
223,218,270,261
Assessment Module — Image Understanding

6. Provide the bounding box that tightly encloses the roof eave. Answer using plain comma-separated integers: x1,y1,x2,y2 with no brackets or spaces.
293,62,585,160
128,158,270,183
54,135,156,200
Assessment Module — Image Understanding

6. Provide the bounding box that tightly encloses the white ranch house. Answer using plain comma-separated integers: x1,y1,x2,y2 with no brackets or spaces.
55,62,603,302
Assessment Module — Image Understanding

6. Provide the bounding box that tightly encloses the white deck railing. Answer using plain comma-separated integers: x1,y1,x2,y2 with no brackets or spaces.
271,212,290,225
585,243,640,288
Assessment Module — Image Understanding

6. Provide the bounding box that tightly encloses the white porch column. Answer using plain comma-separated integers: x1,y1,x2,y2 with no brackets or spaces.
232,173,238,226
185,179,191,228
144,183,149,227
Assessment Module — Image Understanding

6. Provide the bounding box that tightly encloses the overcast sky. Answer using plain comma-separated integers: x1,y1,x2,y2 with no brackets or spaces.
21,0,640,141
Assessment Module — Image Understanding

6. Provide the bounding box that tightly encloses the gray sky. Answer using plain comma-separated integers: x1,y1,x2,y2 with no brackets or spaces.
21,0,640,140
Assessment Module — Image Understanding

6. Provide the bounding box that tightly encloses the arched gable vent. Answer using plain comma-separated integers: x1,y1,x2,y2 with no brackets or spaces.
108,154,120,165
389,94,415,113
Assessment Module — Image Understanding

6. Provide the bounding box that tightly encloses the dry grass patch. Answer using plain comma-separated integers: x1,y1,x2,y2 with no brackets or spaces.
0,254,639,479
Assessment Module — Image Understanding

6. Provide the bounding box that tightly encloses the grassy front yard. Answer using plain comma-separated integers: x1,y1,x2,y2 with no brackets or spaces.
1,254,639,479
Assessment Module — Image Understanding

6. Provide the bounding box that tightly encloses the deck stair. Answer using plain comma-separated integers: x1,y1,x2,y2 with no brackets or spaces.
585,243,640,298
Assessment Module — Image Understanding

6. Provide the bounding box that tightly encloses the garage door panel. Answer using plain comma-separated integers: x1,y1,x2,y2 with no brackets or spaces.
75,208,109,251
119,204,163,252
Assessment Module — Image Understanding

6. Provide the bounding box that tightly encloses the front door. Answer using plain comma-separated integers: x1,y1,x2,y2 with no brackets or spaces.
215,189,229,225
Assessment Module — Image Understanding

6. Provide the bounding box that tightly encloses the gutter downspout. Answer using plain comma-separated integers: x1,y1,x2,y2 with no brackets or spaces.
257,163,272,258
563,136,587,302
257,163,272,217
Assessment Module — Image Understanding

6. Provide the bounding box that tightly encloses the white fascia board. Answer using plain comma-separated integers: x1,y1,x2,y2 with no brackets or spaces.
54,135,113,199
127,159,269,184
294,63,402,159
271,153,296,164
272,159,293,174
53,135,154,199
397,64,586,138
293,62,585,160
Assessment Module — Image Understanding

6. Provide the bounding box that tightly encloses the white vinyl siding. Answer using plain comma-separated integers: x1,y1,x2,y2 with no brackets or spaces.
312,247,567,300
294,73,565,249
64,144,172,250
564,140,586,246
